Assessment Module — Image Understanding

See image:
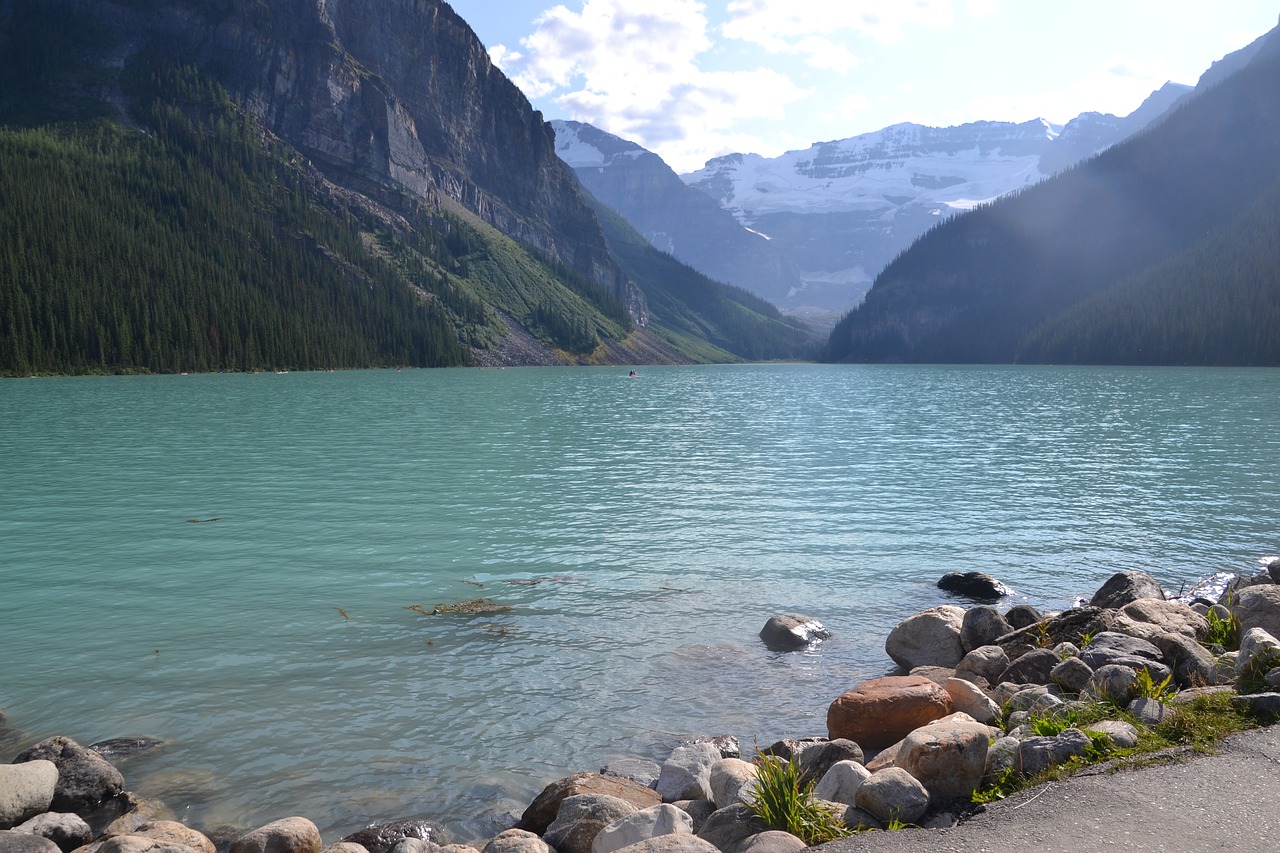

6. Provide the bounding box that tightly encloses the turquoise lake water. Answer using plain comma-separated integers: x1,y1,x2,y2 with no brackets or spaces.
2,364,1278,840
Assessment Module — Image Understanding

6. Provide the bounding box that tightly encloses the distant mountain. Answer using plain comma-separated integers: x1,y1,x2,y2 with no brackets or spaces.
0,0,810,374
822,24,1280,366
681,89,1190,312
552,120,805,307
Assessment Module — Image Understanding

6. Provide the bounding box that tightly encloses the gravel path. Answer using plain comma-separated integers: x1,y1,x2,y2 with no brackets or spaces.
812,724,1280,852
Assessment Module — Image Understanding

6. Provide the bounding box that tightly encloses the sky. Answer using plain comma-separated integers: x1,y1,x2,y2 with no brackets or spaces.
444,1,1279,174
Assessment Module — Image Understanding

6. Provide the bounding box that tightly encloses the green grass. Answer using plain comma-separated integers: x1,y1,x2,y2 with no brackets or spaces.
746,755,852,844
1204,611,1241,651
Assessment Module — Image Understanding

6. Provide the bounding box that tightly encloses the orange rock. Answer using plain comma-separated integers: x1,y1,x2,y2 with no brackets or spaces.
826,675,953,749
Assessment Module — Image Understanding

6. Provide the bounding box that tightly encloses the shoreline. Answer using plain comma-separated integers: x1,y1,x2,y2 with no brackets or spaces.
2,558,1280,850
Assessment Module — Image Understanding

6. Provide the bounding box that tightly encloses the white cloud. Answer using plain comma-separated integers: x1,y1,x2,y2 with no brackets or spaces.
964,0,1000,18
489,0,809,171
722,0,957,46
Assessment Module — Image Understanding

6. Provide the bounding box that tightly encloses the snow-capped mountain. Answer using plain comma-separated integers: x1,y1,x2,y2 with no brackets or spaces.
682,83,1191,311
551,82,1191,313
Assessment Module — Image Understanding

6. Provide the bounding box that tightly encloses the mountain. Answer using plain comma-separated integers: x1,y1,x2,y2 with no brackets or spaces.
681,89,1190,313
0,0,810,375
551,120,805,307
821,23,1280,366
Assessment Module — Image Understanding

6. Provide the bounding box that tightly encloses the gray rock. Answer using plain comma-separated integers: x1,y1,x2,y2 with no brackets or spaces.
998,648,1061,685
229,818,322,853
610,838,720,853
885,606,966,670
835,806,881,832
323,844,372,853
97,837,202,853
342,822,441,853
707,760,756,811
1003,605,1043,630
1268,559,1280,585
1078,632,1163,669
517,774,662,834
601,760,661,789
731,832,804,853
960,607,1014,654
0,761,58,830
853,768,928,825
1230,692,1280,717
1087,664,1140,705
656,744,720,803
955,646,1009,686
387,840,435,853
12,813,91,853
812,761,871,806
1227,585,1280,638
758,615,830,651
1050,656,1094,695
756,739,823,763
794,740,863,786
943,677,1000,724
1005,685,1064,713
481,830,549,853
694,804,764,853
1127,697,1173,726
1084,721,1139,749
592,805,693,853
1237,626,1280,674
984,737,1020,781
87,738,165,760
0,832,63,853
546,796,639,853
1266,668,1280,690
671,801,715,834
1121,600,1208,639
1016,729,1092,776
13,738,124,814
1220,570,1274,605
1151,632,1216,688
1208,603,1234,622
1089,571,1166,609
907,666,956,687
938,573,1011,602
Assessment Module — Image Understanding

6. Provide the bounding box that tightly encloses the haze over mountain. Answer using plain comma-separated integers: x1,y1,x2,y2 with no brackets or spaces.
822,22,1280,366
0,0,813,376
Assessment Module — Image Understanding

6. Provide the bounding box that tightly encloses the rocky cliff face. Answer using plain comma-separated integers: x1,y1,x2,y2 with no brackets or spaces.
78,0,639,319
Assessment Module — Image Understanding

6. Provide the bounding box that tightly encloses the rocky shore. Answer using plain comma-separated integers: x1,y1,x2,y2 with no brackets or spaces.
6,564,1280,853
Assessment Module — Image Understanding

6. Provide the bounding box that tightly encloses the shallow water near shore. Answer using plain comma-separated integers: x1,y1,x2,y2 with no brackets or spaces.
2,364,1279,840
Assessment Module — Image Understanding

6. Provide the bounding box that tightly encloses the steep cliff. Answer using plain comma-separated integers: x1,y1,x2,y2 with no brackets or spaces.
47,0,640,319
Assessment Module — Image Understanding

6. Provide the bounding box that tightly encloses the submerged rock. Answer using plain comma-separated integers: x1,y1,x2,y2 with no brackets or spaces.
13,738,124,814
937,572,1011,602
758,615,831,651
1089,571,1166,609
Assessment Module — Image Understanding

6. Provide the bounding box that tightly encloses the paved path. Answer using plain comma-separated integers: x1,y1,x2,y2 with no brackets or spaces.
812,725,1280,852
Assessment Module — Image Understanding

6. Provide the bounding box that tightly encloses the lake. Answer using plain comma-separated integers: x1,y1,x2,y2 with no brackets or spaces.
2,364,1278,840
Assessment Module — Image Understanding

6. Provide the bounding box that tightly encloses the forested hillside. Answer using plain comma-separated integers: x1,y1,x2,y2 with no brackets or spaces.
822,26,1280,366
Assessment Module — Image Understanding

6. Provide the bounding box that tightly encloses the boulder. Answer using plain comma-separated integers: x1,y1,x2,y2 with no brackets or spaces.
1151,632,1216,688
1120,600,1208,639
1078,632,1163,671
0,761,58,830
997,648,1060,685
1087,665,1140,705
959,608,1014,654
1089,571,1166,609
707,760,756,810
592,805,692,853
130,822,215,853
812,761,870,806
1127,698,1173,726
601,760,661,789
545,795,639,853
229,818,322,853
13,738,124,814
670,801,715,834
863,741,901,774
694,804,764,853
1218,581,1280,635
943,678,1000,725
937,572,1011,602
612,837,720,853
826,676,953,749
758,616,830,651
884,606,966,669
342,823,441,853
481,831,549,853
794,740,863,786
853,768,928,825
656,744,720,803
517,774,661,835
1237,627,1280,675
1230,692,1280,717
895,715,990,804
0,832,63,853
997,608,1119,659
1083,721,1139,749
1049,656,1093,695
96,837,202,853
732,832,804,853
756,739,823,762
983,737,1020,782
906,666,955,687
323,845,371,853
1016,729,1092,776
11,813,91,853
954,646,1009,686
1002,605,1043,630
1004,685,1064,714
1220,570,1274,605
386,840,435,853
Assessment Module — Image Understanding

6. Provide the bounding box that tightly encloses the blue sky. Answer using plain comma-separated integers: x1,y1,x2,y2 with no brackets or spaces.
446,1,1279,173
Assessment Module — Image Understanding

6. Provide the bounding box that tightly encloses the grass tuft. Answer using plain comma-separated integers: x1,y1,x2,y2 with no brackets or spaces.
746,755,851,844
